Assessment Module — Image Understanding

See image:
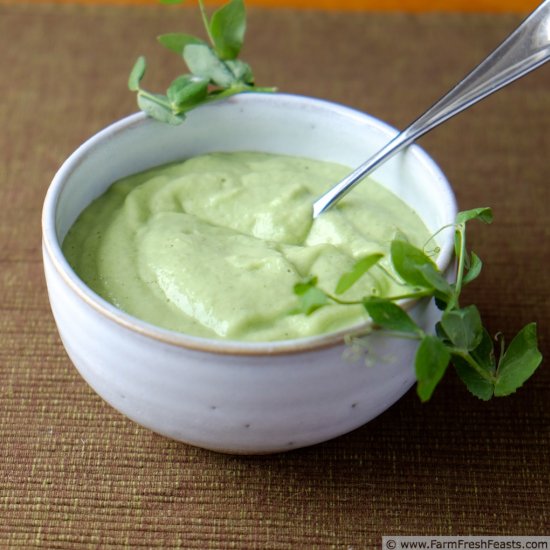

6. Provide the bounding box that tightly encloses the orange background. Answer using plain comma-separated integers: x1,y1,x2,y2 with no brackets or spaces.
0,0,539,13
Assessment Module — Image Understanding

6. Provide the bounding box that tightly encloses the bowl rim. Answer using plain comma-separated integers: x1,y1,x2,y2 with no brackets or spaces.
42,92,457,356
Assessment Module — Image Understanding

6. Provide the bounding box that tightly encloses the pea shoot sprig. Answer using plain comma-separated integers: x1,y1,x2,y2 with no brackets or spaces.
128,0,275,125
294,208,542,401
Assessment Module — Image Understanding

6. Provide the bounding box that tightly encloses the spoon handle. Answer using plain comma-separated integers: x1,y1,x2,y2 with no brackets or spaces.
313,0,550,218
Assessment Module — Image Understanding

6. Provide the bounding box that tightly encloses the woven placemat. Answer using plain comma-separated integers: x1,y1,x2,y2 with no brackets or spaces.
1,4,548,548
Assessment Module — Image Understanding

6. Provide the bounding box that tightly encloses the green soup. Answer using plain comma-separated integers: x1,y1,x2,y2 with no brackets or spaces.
63,152,431,341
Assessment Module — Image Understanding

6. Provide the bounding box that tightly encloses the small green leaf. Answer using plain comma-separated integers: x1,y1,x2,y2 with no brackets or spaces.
440,305,483,351
452,328,496,400
391,239,440,289
417,263,453,298
494,323,542,396
128,56,147,91
158,33,205,55
159,0,185,4
335,253,383,295
137,93,184,125
183,43,236,88
225,59,254,84
293,278,329,315
415,335,451,402
456,207,493,225
462,251,483,285
471,327,497,373
435,321,448,341
209,0,246,60
363,298,420,335
453,355,494,400
167,74,209,111
294,277,318,296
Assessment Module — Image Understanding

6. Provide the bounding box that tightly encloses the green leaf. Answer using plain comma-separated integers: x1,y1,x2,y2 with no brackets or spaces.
335,253,383,295
157,33,205,55
435,321,448,341
225,59,254,84
137,93,184,125
452,328,496,400
462,251,483,285
471,327,497,373
363,298,420,335
456,207,493,225
293,278,329,315
390,239,440,289
167,74,209,111
417,263,453,298
494,323,542,396
453,355,494,400
440,305,483,351
183,43,236,88
209,0,246,60
159,0,185,4
128,56,147,91
415,335,451,402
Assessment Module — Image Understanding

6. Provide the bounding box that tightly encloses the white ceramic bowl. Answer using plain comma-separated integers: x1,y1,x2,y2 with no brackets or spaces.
42,93,457,454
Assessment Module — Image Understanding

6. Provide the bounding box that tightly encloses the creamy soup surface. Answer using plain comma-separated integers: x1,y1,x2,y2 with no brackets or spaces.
63,152,432,341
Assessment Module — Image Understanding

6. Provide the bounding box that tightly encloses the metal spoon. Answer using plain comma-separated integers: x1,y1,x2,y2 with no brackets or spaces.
312,0,550,218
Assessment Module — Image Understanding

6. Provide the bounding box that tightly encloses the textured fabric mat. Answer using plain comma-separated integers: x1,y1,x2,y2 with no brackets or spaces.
0,3,549,548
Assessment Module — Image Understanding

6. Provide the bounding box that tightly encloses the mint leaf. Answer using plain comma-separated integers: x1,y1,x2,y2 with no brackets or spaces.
128,56,146,91
209,0,246,60
494,323,542,396
415,335,451,402
363,298,421,335
335,253,383,295
157,33,205,55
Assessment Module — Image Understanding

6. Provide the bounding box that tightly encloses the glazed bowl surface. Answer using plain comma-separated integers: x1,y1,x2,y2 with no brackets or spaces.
42,93,457,454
